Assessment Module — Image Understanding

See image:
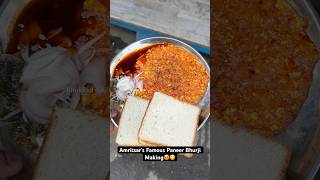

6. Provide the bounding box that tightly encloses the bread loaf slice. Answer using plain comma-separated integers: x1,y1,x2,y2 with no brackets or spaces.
32,107,107,180
212,122,290,180
138,139,156,145
116,96,149,146
138,92,200,150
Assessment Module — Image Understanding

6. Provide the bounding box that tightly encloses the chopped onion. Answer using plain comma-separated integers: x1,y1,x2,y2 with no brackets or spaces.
115,75,143,101
31,45,41,52
18,24,25,29
135,79,143,91
117,76,135,92
70,93,81,109
19,32,104,124
47,27,63,39
74,32,104,70
38,34,47,40
20,47,68,85
20,45,30,62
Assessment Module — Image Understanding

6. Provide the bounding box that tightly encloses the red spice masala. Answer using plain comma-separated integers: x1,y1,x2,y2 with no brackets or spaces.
136,44,209,105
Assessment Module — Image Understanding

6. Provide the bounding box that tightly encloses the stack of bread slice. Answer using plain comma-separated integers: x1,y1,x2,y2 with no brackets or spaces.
116,92,201,157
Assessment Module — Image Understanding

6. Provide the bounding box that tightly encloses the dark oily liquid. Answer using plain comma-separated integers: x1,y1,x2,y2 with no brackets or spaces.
113,43,168,77
7,0,85,53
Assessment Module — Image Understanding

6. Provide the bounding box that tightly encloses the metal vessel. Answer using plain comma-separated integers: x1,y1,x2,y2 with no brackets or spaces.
110,37,210,131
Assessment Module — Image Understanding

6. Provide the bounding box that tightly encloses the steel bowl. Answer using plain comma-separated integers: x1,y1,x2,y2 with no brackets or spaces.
110,37,210,131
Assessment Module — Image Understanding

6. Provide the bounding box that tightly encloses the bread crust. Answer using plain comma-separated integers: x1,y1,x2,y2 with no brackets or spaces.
277,142,292,180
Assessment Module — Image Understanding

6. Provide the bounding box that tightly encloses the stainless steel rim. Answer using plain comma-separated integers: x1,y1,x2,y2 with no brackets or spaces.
302,0,320,178
110,37,210,131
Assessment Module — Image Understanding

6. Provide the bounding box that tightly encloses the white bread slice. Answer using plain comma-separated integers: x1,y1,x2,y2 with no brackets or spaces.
32,107,107,180
116,96,149,146
212,122,290,180
138,92,200,149
138,138,161,147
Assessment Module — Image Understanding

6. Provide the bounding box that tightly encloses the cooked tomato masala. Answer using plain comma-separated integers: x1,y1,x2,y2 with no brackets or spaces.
114,43,209,105
137,44,208,105
212,0,319,136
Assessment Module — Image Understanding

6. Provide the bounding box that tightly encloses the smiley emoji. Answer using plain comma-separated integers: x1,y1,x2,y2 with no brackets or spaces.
170,154,175,161
164,154,170,160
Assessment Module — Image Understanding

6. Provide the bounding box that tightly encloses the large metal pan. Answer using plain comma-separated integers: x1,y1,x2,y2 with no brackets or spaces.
110,37,210,131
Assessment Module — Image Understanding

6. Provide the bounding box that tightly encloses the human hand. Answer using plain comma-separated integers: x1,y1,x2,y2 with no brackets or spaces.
0,151,23,178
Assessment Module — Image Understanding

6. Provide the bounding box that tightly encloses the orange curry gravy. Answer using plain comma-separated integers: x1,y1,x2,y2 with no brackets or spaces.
113,43,209,105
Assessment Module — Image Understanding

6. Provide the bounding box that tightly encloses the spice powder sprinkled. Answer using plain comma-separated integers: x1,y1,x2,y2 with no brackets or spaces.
135,44,209,105
212,0,319,136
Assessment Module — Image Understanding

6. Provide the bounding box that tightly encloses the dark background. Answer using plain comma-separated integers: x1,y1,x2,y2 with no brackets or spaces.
312,0,320,15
